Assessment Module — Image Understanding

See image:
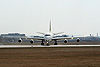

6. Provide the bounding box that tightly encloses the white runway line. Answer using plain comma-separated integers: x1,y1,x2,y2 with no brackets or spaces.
0,45,100,48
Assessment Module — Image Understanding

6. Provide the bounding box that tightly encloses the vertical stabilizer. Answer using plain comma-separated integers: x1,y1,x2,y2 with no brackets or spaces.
49,20,51,32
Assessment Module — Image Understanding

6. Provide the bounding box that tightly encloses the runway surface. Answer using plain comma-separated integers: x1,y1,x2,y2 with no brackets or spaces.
0,45,100,67
0,45,100,48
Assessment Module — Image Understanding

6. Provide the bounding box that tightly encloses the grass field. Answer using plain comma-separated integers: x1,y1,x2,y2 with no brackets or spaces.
0,47,100,67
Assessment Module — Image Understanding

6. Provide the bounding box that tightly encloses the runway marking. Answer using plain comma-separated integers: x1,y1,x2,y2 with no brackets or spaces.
0,45,100,48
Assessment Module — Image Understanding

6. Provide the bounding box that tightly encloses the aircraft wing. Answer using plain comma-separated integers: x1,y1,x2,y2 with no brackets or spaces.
52,37,74,40
25,37,45,40
52,36,87,40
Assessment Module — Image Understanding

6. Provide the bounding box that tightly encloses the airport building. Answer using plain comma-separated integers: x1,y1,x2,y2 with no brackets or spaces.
0,33,26,44
1,33,25,37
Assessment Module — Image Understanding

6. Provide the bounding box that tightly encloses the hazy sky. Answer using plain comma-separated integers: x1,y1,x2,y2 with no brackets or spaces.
0,0,100,36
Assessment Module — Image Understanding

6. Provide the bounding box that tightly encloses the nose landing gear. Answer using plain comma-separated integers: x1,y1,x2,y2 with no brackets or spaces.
46,42,49,46
41,40,49,46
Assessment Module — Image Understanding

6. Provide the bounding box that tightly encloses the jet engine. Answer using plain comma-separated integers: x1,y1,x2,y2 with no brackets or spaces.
64,39,68,43
30,39,34,44
76,38,80,42
18,38,22,43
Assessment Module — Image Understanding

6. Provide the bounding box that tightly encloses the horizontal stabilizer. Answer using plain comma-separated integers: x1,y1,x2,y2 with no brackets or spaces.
37,32,45,35
53,32,64,35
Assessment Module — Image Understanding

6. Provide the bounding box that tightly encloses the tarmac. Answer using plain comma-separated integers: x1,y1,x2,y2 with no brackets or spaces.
0,45,100,48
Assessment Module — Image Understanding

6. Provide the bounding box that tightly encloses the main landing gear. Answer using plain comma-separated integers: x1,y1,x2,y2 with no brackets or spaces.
41,40,44,45
54,40,58,45
41,40,49,46
41,40,58,46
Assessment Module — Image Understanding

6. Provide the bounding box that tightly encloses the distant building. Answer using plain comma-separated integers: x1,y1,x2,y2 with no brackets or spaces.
1,33,25,37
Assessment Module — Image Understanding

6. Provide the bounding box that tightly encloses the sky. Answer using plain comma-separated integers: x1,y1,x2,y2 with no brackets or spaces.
0,0,100,36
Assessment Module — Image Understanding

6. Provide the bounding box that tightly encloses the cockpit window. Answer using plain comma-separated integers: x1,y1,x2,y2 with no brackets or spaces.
45,34,51,36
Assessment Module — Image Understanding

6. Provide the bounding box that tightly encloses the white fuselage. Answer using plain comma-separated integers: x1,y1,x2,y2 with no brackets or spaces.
44,33,53,42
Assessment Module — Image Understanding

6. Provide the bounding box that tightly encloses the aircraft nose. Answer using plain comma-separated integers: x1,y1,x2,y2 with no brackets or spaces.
45,38,51,41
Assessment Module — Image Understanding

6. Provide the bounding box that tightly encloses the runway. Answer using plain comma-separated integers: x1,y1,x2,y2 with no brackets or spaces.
0,45,100,48
0,45,100,67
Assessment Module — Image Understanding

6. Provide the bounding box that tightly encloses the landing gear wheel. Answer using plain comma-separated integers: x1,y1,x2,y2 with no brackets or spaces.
54,40,57,45
54,43,58,45
41,43,44,45
46,43,49,46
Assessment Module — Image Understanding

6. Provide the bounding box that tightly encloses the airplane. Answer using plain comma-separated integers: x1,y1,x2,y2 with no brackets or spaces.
18,20,80,46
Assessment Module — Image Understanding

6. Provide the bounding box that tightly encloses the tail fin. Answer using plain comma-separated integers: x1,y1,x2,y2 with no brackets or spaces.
49,20,51,32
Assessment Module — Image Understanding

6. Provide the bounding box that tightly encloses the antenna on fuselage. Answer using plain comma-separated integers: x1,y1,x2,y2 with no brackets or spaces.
49,20,51,32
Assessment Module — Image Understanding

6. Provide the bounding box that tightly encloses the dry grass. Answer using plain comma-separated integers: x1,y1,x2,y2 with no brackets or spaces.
0,47,100,67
